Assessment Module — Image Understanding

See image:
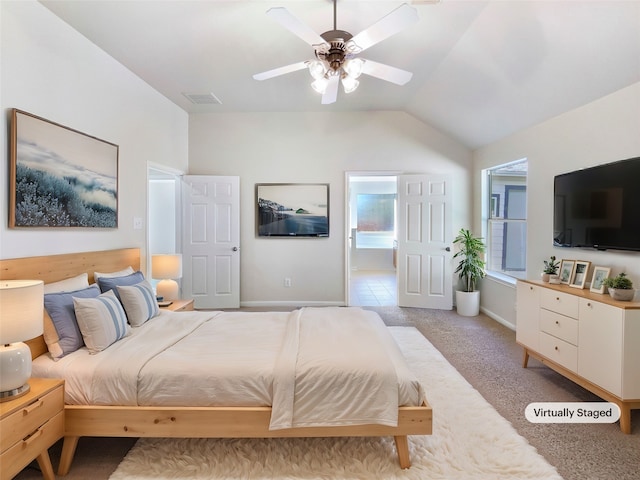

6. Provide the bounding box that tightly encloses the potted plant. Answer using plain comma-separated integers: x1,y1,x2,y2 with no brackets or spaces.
453,228,486,316
542,255,560,283
602,272,636,301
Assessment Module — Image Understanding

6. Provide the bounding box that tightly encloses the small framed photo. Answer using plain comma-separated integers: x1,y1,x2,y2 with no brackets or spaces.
559,260,575,284
570,261,591,289
590,266,611,294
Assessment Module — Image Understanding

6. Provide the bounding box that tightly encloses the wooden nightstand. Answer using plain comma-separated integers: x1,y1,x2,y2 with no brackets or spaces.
160,298,194,312
0,378,64,480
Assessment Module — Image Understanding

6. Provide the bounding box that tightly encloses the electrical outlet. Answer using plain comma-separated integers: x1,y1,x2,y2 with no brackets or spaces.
284,277,292,287
133,217,143,230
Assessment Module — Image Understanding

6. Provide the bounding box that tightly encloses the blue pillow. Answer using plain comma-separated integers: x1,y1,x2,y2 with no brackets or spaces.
44,284,101,358
97,271,145,302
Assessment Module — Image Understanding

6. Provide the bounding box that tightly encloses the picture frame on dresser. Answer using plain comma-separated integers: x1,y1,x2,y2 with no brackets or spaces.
569,260,591,289
559,259,575,284
590,266,611,294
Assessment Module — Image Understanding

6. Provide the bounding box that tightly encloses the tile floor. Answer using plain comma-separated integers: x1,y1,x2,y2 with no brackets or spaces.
349,270,397,306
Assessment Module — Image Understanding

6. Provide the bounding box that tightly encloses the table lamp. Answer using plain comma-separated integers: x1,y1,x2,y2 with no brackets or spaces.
0,279,44,401
152,254,182,301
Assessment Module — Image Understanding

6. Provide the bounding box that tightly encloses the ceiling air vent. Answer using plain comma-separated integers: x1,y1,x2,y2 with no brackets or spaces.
182,92,222,105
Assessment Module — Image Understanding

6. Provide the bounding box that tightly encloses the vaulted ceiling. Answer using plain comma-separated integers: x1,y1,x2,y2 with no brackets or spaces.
41,0,640,149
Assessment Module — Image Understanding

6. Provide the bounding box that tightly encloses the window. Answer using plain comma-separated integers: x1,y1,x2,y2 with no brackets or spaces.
485,159,527,279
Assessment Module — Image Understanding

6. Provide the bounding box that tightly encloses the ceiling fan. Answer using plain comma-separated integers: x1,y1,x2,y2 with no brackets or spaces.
253,1,419,104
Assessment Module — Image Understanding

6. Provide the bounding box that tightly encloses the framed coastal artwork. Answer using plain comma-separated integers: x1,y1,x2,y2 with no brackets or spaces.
590,266,611,294
569,260,591,289
256,183,329,237
10,109,119,228
559,259,575,284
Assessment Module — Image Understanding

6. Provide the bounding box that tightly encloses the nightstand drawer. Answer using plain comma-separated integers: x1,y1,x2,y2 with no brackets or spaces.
0,410,64,480
0,385,64,453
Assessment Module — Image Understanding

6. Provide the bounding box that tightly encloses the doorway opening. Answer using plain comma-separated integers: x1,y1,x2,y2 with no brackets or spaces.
347,174,398,306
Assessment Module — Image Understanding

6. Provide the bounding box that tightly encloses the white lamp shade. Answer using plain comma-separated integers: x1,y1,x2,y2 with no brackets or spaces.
0,280,44,344
152,254,183,280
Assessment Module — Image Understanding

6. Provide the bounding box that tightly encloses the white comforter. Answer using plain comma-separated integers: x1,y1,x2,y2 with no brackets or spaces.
32,307,425,429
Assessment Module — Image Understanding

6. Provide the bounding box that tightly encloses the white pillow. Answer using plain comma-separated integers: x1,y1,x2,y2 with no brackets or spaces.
94,266,135,280
73,290,130,354
117,280,160,327
43,273,89,294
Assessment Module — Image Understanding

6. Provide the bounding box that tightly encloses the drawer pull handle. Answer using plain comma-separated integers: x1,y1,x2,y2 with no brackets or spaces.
22,427,44,446
587,302,592,307
22,400,44,415
555,321,559,325
556,297,560,301
555,346,559,351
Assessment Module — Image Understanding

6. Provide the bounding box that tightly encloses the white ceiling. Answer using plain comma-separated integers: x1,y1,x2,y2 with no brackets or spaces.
40,0,640,149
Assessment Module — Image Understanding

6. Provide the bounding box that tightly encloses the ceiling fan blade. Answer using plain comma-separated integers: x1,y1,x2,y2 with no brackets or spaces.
361,59,413,86
350,4,419,53
321,75,340,104
266,7,328,47
253,61,308,81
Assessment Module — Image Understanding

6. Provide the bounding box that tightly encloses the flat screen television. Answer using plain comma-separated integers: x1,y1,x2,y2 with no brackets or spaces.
553,157,640,251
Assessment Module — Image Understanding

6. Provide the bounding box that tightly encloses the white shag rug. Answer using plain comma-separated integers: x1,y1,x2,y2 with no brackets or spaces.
109,327,563,480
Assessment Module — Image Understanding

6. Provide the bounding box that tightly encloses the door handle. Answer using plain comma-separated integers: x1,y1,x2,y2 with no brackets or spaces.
445,247,451,252
232,247,239,252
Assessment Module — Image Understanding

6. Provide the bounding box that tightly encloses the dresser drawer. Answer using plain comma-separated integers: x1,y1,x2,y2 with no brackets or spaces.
540,331,578,372
540,289,580,319
0,385,64,453
540,309,578,345
0,410,64,480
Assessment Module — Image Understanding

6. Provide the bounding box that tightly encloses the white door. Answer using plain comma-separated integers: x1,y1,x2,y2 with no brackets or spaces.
181,175,240,309
397,174,453,309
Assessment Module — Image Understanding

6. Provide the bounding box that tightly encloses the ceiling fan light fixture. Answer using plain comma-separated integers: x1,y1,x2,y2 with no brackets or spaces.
341,75,359,94
343,58,364,79
311,76,330,94
308,60,327,80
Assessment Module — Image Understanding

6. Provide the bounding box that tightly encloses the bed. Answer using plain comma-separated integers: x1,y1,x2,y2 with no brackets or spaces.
0,248,432,474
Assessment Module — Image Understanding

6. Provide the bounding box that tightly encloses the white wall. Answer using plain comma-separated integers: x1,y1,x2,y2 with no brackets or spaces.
0,1,188,269
475,82,640,328
189,112,472,305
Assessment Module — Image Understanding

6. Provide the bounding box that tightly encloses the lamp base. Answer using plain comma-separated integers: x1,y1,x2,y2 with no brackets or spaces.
0,342,32,402
156,279,179,301
0,383,30,402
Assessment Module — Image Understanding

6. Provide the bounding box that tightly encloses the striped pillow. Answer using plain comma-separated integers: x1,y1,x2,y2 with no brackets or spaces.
73,290,130,354
117,280,160,327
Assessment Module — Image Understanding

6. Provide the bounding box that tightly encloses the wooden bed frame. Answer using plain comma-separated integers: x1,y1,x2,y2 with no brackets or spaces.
0,248,432,474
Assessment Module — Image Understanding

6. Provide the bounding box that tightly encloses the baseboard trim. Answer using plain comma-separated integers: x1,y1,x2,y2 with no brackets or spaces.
240,300,346,308
480,306,516,331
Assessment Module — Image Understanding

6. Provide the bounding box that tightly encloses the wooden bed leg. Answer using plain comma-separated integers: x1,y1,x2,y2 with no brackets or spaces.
394,435,411,469
522,349,530,368
57,436,80,476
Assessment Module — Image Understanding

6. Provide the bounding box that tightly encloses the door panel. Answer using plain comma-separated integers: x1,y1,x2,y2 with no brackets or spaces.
397,174,452,309
182,175,240,308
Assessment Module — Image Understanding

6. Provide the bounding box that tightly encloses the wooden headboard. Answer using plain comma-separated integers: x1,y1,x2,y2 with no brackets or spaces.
0,248,141,359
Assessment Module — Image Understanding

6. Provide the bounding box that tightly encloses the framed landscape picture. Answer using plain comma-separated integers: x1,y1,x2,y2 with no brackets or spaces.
559,259,575,284
590,266,611,294
10,109,119,228
256,183,329,237
569,260,591,289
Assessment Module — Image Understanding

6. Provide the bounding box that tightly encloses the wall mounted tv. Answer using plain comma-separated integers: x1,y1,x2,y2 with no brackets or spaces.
553,157,640,251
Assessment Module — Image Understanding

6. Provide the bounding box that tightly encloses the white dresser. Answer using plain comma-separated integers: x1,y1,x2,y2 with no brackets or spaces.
516,280,640,433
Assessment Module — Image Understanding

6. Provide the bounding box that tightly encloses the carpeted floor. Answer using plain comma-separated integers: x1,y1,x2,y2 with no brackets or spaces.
14,307,640,480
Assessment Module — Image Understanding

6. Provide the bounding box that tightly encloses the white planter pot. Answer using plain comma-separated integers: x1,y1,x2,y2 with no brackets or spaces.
456,290,480,317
